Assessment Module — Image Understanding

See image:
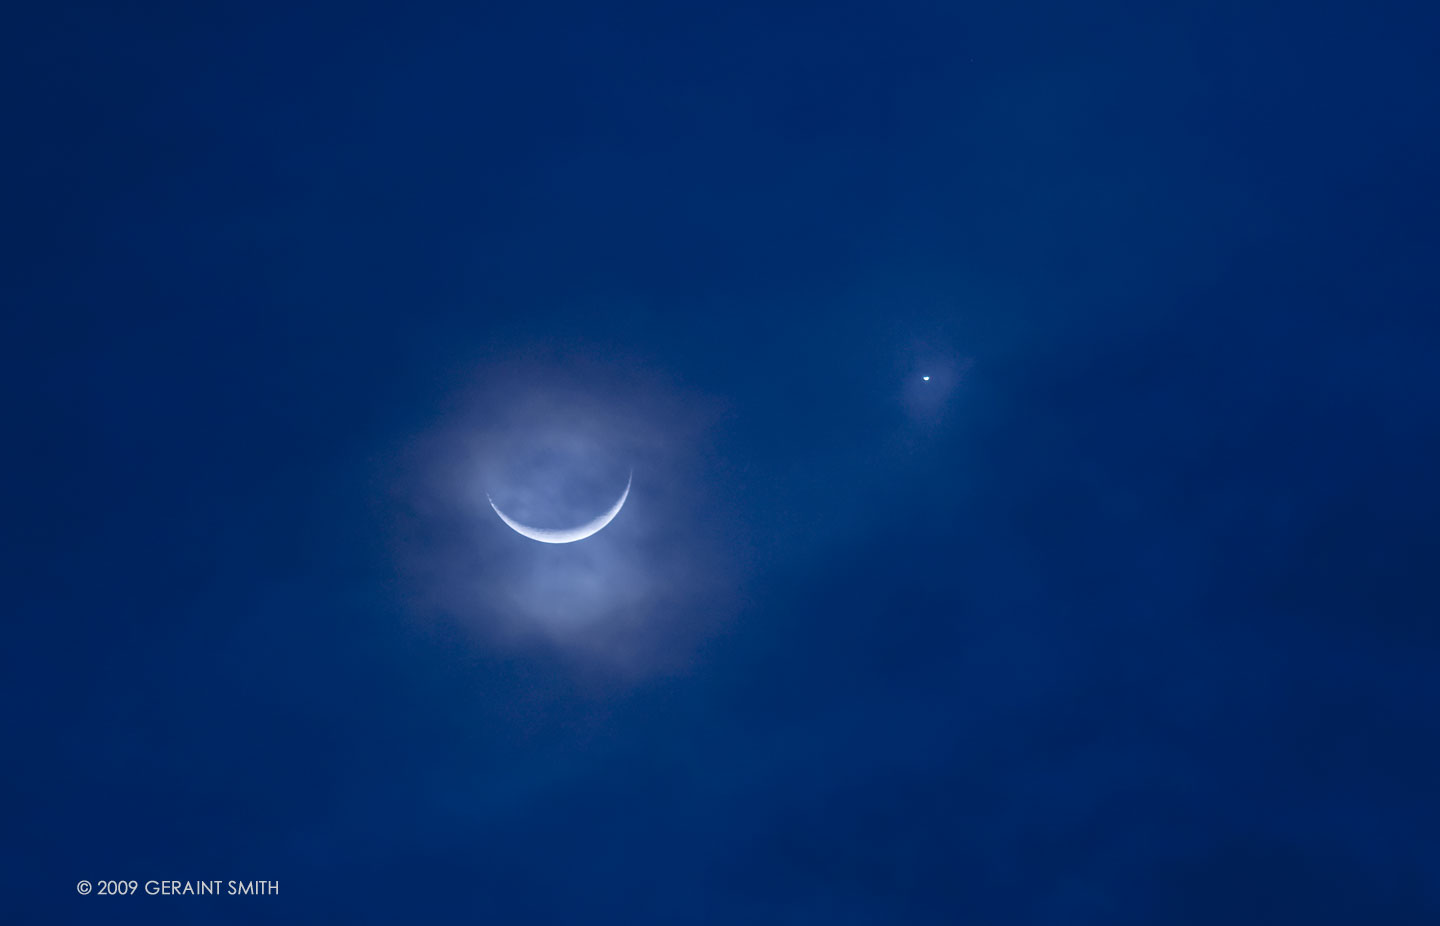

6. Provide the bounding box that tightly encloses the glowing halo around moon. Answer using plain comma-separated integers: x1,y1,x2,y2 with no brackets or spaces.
486,468,633,544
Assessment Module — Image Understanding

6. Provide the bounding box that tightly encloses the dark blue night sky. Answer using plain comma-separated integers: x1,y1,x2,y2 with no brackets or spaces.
6,1,1440,922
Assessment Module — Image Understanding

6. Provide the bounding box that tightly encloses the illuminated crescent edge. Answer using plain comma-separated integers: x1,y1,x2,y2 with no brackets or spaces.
486,468,632,543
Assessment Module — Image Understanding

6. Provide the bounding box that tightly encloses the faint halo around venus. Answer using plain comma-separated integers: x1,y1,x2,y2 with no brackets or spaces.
486,468,632,544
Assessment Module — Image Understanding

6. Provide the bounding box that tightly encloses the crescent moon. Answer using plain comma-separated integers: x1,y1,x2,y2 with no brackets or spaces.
486,469,632,544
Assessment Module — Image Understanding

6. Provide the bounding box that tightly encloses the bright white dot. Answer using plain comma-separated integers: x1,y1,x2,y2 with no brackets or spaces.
922,375,930,381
